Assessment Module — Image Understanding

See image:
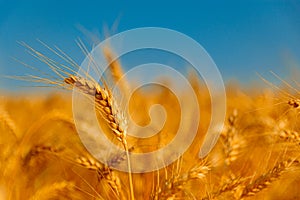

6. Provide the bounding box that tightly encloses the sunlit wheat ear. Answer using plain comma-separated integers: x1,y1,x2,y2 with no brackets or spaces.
64,75,127,143
0,109,18,162
221,109,244,166
239,159,299,198
102,47,130,96
19,42,127,144
74,155,125,199
24,143,123,199
63,75,134,199
0,109,18,139
154,159,210,199
278,129,300,146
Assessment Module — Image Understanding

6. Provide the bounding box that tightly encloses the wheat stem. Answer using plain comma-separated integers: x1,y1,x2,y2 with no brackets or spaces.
122,140,135,200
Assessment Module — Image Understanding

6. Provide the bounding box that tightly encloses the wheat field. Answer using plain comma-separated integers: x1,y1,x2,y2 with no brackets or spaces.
0,44,300,200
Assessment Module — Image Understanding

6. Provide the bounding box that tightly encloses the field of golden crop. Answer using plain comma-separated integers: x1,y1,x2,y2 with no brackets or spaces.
0,45,300,200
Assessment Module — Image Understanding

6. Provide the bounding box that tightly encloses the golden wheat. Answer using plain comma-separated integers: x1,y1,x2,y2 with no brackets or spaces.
1,43,300,200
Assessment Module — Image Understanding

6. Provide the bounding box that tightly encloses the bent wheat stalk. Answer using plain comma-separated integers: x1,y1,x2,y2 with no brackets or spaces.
29,181,81,200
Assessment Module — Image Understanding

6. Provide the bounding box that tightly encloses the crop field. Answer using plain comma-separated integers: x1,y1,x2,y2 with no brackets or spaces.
0,44,300,200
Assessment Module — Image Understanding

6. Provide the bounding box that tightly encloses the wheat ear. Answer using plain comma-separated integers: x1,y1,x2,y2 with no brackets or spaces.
240,159,299,198
103,47,130,96
75,155,124,199
0,109,18,138
64,75,135,200
29,181,79,200
156,161,210,199
221,109,243,166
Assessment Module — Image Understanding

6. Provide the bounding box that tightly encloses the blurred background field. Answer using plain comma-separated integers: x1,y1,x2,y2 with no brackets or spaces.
1,74,300,199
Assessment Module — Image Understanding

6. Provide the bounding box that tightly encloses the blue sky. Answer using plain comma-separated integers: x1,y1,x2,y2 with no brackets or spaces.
0,0,300,90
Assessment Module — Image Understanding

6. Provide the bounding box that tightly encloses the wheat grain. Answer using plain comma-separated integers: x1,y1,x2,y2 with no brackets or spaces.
288,99,300,109
278,129,300,145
